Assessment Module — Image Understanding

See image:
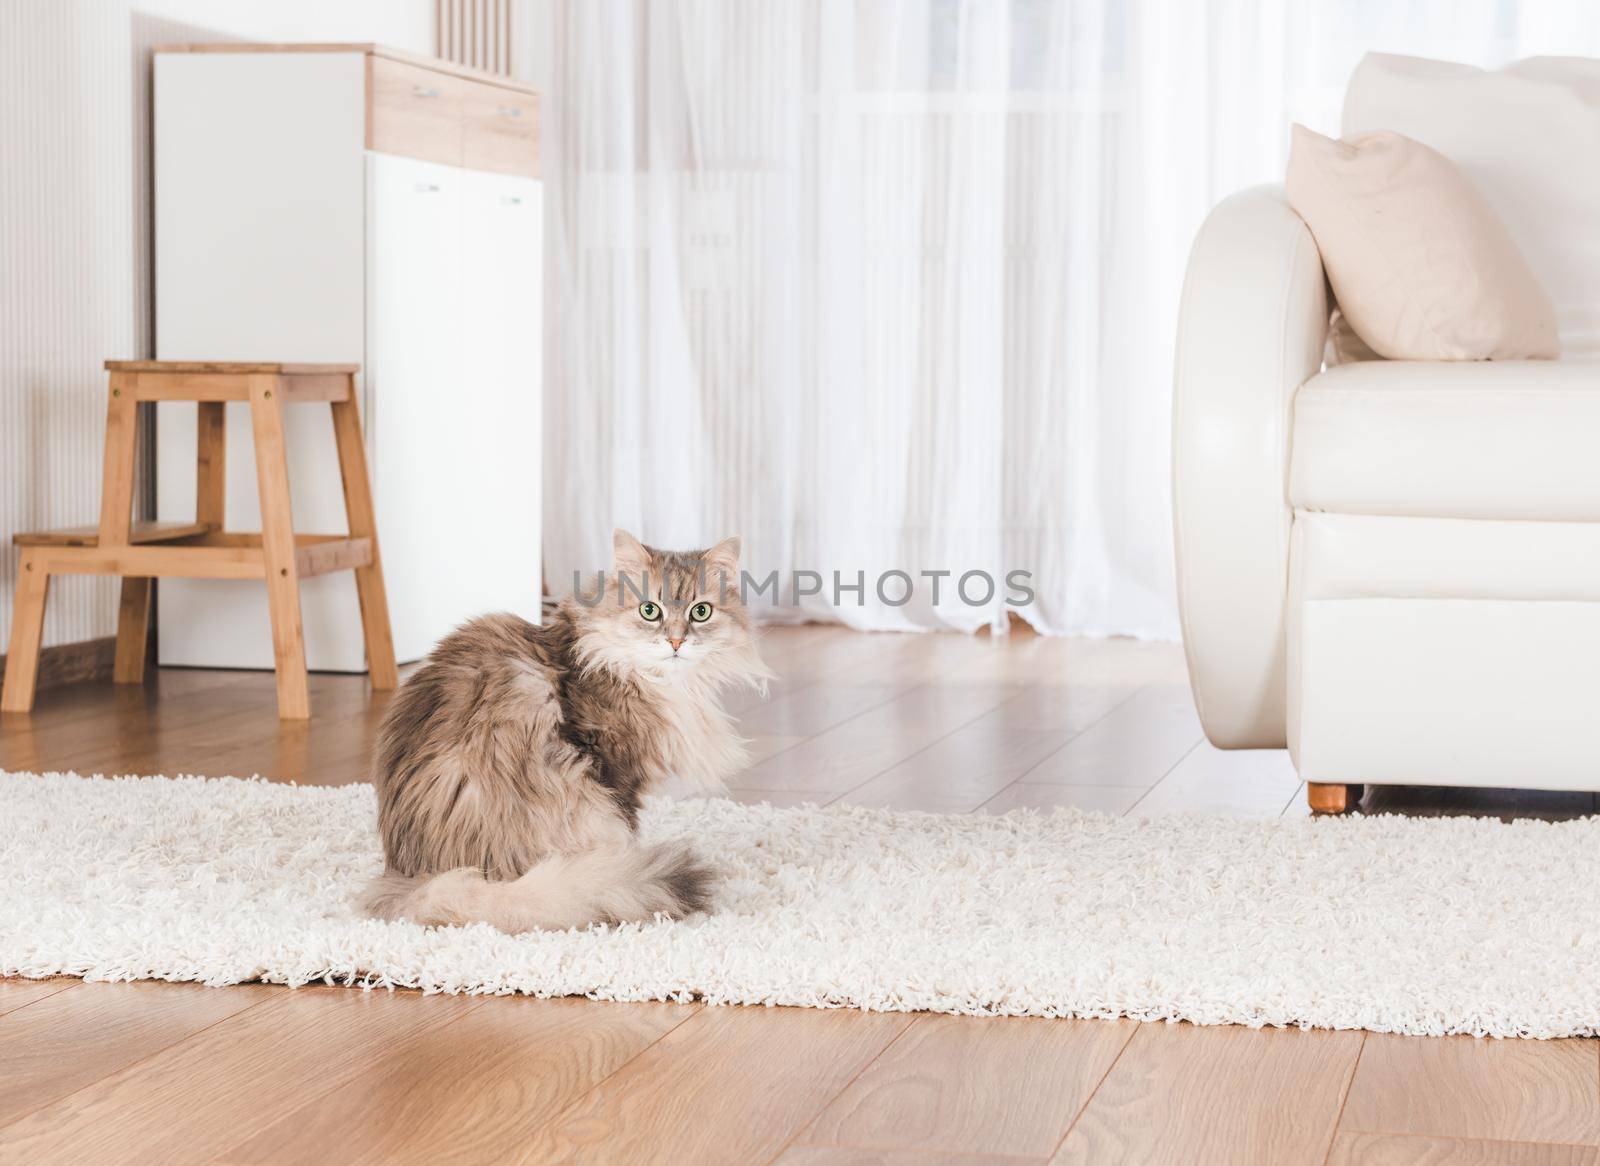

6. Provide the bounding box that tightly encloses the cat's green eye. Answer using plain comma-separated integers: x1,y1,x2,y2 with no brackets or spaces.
689,602,713,623
639,601,663,622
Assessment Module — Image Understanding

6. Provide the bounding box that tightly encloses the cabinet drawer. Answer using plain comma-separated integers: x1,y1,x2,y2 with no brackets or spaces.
462,84,539,179
367,56,463,167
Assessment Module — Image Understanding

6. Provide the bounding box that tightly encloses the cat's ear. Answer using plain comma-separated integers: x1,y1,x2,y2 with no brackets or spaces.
704,535,741,580
613,528,651,575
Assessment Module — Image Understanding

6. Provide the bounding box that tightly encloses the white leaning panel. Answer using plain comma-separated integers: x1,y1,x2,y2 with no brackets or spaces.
366,155,543,663
457,169,543,629
154,51,368,671
367,152,464,665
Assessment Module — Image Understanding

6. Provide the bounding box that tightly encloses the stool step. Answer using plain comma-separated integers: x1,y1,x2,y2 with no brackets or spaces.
103,360,358,374
176,532,373,577
13,521,212,548
294,536,374,578
13,532,372,580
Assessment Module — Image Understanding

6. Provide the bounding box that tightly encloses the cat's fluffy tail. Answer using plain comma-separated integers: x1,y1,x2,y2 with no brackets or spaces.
360,842,713,934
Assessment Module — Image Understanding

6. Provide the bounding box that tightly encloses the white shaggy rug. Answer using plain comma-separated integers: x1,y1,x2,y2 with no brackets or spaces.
4,769,1600,1039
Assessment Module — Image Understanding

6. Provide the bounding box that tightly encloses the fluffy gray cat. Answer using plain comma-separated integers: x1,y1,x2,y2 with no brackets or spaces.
361,530,770,933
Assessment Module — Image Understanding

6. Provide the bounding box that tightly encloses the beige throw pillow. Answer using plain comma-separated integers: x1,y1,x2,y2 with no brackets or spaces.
1286,123,1559,361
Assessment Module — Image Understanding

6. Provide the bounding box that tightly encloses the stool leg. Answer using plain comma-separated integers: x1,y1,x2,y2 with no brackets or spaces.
99,375,139,546
2,551,51,713
248,375,310,720
113,577,152,684
330,386,398,690
196,401,227,530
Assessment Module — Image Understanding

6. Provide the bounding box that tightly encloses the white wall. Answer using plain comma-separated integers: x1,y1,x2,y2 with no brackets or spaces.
0,0,433,652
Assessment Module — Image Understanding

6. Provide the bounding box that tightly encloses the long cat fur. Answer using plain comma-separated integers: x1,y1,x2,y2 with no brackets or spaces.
361,530,770,933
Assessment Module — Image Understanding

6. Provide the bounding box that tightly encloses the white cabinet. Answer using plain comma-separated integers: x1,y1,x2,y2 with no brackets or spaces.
367,155,543,663
154,46,542,670
459,170,543,624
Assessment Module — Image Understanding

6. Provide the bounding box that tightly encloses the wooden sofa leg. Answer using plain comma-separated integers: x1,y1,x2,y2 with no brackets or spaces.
1308,782,1358,815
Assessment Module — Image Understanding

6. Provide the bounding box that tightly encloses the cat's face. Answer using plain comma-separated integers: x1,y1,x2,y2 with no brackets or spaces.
578,530,760,683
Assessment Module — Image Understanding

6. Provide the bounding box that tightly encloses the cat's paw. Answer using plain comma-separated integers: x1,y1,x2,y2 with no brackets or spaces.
407,867,486,924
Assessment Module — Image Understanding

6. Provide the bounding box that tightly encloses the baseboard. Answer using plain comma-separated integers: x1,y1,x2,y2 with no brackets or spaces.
0,636,117,693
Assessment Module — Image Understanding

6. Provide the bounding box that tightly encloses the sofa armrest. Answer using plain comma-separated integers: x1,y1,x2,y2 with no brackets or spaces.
1172,185,1328,748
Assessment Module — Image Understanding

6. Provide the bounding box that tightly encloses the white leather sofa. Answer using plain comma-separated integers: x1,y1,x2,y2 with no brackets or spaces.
1173,53,1600,813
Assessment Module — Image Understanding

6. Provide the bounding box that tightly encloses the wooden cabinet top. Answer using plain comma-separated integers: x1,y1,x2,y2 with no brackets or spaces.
153,42,538,98
156,43,540,179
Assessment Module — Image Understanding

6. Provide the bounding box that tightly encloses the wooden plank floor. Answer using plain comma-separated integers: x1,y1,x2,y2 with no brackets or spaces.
1,624,1594,1165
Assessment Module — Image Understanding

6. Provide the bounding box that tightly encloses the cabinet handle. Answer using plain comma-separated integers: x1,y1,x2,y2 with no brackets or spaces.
415,182,441,193
500,195,524,205
497,105,523,118
414,85,441,98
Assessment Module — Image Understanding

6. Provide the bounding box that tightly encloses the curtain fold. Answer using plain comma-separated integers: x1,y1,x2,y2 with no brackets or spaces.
543,0,1600,637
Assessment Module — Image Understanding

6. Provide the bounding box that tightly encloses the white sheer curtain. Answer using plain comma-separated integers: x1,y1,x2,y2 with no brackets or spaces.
540,0,1600,637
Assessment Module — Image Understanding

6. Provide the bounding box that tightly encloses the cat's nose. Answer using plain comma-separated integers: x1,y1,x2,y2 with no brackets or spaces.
668,636,686,652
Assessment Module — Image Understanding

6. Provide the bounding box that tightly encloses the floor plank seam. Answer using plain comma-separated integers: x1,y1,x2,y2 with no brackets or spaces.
505,1002,707,1166
738,676,925,773
1119,735,1206,817
1338,1130,1600,1150
758,1013,922,1166
1006,684,1148,776
1276,781,1304,817
817,682,1046,808
0,985,284,1136
969,685,1150,812
206,994,497,1161
785,1138,1045,1162
1322,1032,1367,1166
1043,1021,1142,1160
729,673,823,715
0,979,79,1018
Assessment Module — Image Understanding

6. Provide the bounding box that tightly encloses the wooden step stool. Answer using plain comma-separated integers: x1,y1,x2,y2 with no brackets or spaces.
2,361,398,719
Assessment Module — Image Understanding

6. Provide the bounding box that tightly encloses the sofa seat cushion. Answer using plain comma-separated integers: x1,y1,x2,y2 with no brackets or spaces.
1290,359,1600,521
